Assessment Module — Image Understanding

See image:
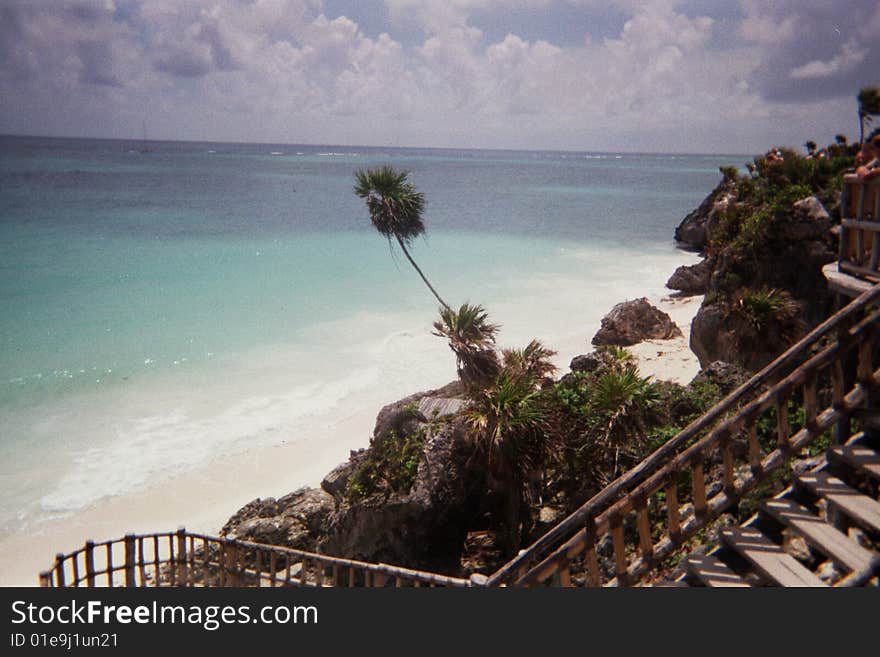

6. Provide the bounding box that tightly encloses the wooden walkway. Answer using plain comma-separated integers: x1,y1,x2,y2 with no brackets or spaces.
676,433,880,587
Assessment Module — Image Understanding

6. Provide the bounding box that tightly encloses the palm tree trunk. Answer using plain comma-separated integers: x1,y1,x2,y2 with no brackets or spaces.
396,235,451,312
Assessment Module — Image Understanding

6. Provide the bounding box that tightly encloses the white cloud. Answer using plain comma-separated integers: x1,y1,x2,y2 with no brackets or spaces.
790,39,868,80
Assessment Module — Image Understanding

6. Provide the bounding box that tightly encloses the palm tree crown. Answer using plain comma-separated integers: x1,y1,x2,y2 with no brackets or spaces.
354,166,450,311
858,86,880,144
433,303,501,389
354,166,426,245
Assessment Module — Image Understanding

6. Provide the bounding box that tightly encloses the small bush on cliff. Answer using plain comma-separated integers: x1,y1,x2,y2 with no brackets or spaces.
346,405,427,501
710,182,814,254
545,348,665,503
734,287,801,335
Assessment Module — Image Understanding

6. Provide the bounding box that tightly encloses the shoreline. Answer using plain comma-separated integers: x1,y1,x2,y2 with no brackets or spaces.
0,274,703,587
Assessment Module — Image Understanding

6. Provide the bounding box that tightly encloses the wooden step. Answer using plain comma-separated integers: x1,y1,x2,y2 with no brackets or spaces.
652,579,689,587
720,526,827,587
797,471,880,533
763,498,877,573
828,444,880,482
685,554,750,587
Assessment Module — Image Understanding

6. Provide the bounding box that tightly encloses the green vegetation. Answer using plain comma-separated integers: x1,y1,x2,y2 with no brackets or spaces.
346,405,427,501
432,303,502,390
857,86,880,145
709,138,856,261
731,287,802,346
540,347,727,509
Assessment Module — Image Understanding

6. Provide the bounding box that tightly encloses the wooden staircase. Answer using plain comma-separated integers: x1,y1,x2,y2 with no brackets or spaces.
486,281,880,588
676,433,880,587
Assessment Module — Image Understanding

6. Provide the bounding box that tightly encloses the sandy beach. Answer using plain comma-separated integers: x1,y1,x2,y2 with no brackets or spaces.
0,287,703,586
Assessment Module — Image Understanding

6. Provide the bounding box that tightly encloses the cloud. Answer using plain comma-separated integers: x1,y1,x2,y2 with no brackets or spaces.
0,0,875,152
739,0,880,102
790,39,868,81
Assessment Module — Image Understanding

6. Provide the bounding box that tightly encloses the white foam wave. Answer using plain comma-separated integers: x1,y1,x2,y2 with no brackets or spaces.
38,366,382,513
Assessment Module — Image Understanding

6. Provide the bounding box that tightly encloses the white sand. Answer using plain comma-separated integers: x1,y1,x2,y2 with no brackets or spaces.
0,290,705,587
0,408,378,586
627,294,704,384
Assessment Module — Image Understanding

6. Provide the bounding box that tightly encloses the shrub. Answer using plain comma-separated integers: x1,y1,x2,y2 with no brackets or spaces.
346,405,428,501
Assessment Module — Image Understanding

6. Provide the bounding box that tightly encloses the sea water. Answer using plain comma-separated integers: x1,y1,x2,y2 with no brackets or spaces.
0,135,740,535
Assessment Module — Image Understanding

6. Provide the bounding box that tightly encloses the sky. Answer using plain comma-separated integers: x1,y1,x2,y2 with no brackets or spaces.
0,0,878,153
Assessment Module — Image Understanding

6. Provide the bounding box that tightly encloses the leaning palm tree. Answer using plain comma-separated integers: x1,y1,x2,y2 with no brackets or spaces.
858,86,880,145
354,166,451,312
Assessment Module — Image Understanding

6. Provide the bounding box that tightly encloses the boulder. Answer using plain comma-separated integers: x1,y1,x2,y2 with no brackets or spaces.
372,381,463,439
592,297,683,346
673,178,737,250
321,449,367,499
570,352,602,373
666,258,714,296
220,487,335,552
689,361,749,394
325,419,478,571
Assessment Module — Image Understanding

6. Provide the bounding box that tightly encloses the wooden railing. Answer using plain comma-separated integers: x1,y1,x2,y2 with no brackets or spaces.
39,529,473,588
839,176,880,280
487,283,880,587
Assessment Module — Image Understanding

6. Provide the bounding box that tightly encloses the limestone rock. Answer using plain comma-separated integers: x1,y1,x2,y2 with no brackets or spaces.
782,531,812,563
592,297,683,346
673,178,737,250
325,419,477,571
220,487,335,552
372,381,463,439
666,257,714,296
570,352,602,373
321,450,367,499
459,530,506,575
689,361,749,394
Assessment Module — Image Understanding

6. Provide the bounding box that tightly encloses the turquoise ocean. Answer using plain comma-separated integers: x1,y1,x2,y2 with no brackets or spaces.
0,135,738,536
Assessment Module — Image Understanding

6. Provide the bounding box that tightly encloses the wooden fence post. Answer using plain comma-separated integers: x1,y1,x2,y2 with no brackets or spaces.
54,554,66,588
124,534,136,587
176,528,188,586
85,540,96,588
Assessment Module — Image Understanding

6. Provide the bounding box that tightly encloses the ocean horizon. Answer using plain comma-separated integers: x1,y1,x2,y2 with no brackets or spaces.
0,134,735,538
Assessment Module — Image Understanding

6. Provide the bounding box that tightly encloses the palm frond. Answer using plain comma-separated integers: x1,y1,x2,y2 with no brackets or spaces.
354,166,426,245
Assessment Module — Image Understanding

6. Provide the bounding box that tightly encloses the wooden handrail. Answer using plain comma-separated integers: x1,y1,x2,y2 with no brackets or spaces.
41,529,474,588
486,282,880,586
839,177,880,277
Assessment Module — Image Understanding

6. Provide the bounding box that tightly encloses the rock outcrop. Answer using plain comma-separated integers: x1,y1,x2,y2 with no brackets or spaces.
222,382,480,573
689,194,835,370
221,487,335,552
689,361,750,395
674,180,737,250
592,297,682,346
666,257,714,296
325,419,476,570
569,352,602,373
